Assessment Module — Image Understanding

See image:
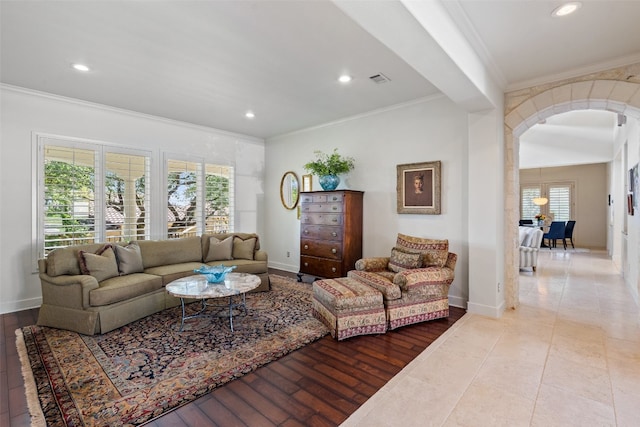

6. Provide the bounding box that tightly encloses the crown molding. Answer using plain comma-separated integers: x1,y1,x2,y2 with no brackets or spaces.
0,83,265,145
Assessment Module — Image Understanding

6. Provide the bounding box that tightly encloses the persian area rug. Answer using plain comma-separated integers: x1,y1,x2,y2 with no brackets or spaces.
16,275,328,427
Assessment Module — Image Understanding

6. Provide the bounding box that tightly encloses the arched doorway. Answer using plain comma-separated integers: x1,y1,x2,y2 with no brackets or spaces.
503,70,640,309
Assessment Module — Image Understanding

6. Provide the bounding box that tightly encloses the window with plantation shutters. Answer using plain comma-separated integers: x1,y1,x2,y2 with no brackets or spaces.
205,164,233,234
548,184,572,221
166,157,233,238
41,144,97,255
520,181,574,223
521,186,542,220
105,152,150,243
37,135,152,259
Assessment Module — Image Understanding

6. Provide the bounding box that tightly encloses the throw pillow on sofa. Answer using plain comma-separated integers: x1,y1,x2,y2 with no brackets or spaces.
78,244,119,282
233,236,256,260
114,243,144,275
205,236,234,262
388,247,423,273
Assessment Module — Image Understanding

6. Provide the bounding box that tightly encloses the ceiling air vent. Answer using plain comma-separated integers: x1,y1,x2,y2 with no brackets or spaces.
369,73,391,84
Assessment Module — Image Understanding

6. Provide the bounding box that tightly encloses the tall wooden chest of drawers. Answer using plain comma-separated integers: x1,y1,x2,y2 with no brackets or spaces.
298,190,364,280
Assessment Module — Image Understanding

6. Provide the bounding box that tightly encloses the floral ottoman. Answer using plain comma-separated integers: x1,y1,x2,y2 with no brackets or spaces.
312,277,387,340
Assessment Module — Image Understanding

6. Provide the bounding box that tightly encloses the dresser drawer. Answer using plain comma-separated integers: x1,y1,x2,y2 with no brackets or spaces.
301,239,342,260
301,203,343,213
300,256,342,278
301,225,342,241
300,192,344,204
300,213,342,226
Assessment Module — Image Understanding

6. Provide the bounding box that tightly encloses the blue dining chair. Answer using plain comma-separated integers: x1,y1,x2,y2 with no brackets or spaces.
564,220,576,249
543,221,566,249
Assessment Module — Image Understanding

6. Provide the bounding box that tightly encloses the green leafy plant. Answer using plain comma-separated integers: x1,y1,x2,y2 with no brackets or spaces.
303,149,355,176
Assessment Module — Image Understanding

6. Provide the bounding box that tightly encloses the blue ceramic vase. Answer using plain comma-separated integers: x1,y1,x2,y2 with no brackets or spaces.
319,174,340,191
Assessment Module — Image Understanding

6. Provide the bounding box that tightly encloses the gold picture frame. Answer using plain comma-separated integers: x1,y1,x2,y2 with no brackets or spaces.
302,174,313,192
397,161,441,214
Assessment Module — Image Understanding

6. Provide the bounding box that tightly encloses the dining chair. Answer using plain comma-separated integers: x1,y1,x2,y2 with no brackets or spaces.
543,221,566,249
564,220,576,249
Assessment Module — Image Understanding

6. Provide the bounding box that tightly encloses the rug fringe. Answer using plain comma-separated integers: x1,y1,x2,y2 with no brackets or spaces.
15,328,46,427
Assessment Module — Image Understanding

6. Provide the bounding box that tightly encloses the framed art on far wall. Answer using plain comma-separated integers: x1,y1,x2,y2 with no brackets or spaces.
302,174,312,192
397,160,441,214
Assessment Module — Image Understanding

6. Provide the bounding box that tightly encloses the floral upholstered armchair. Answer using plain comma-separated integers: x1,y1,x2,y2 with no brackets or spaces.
347,233,457,330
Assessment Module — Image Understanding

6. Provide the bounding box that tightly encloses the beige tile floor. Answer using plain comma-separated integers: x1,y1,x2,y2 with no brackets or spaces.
342,249,640,426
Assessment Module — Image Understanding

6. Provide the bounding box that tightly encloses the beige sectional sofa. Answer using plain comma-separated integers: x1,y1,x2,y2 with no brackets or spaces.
37,233,269,335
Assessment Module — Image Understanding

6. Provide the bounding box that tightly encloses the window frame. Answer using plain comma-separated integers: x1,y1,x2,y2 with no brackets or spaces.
520,180,575,222
34,133,153,267
164,153,234,239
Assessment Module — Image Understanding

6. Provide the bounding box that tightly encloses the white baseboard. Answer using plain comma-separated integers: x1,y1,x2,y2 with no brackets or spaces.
1,297,42,315
448,295,467,309
466,300,505,318
268,261,299,273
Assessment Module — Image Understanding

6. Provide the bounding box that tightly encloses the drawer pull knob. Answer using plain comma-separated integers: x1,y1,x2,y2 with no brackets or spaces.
331,218,337,223
332,197,338,201
332,232,337,237
331,267,337,272
304,230,308,234
304,245,309,250
304,262,309,267
332,206,337,211
331,248,337,254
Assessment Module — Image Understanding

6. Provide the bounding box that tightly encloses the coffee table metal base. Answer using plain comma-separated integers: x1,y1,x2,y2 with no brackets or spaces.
177,293,248,332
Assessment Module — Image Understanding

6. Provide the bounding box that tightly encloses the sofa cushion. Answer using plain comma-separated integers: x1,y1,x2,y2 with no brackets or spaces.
144,262,205,286
207,259,268,275
204,236,233,262
388,247,422,273
89,273,163,306
233,236,257,260
137,237,203,268
114,243,144,275
396,233,448,267
78,245,120,282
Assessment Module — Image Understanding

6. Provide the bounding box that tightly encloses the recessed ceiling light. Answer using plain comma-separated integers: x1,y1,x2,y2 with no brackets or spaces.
72,63,90,72
551,2,582,17
338,75,352,84
245,111,255,119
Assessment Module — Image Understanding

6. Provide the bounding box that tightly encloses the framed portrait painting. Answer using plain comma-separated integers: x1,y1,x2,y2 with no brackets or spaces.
397,161,441,214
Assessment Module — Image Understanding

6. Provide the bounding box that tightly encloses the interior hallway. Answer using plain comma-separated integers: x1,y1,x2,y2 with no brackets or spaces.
343,249,640,426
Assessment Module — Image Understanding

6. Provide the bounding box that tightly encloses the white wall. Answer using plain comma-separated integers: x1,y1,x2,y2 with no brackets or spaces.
520,164,608,249
265,96,470,308
614,117,640,304
0,86,265,313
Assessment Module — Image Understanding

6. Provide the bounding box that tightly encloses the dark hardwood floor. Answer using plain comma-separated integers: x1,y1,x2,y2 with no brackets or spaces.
1,270,465,427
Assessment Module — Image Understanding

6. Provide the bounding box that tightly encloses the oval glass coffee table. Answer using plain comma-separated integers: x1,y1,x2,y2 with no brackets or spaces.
166,272,260,332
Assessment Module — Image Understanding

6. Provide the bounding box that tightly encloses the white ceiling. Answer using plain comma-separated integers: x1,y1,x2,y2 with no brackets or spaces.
2,0,640,144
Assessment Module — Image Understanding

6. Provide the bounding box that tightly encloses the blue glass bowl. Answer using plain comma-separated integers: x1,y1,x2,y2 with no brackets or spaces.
194,264,236,283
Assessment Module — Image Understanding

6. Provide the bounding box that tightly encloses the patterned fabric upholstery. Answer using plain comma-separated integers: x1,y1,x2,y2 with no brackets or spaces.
351,234,457,330
312,277,387,340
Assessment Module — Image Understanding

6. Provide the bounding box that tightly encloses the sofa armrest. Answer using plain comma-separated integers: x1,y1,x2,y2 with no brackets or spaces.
254,250,268,262
355,257,390,272
39,273,99,310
